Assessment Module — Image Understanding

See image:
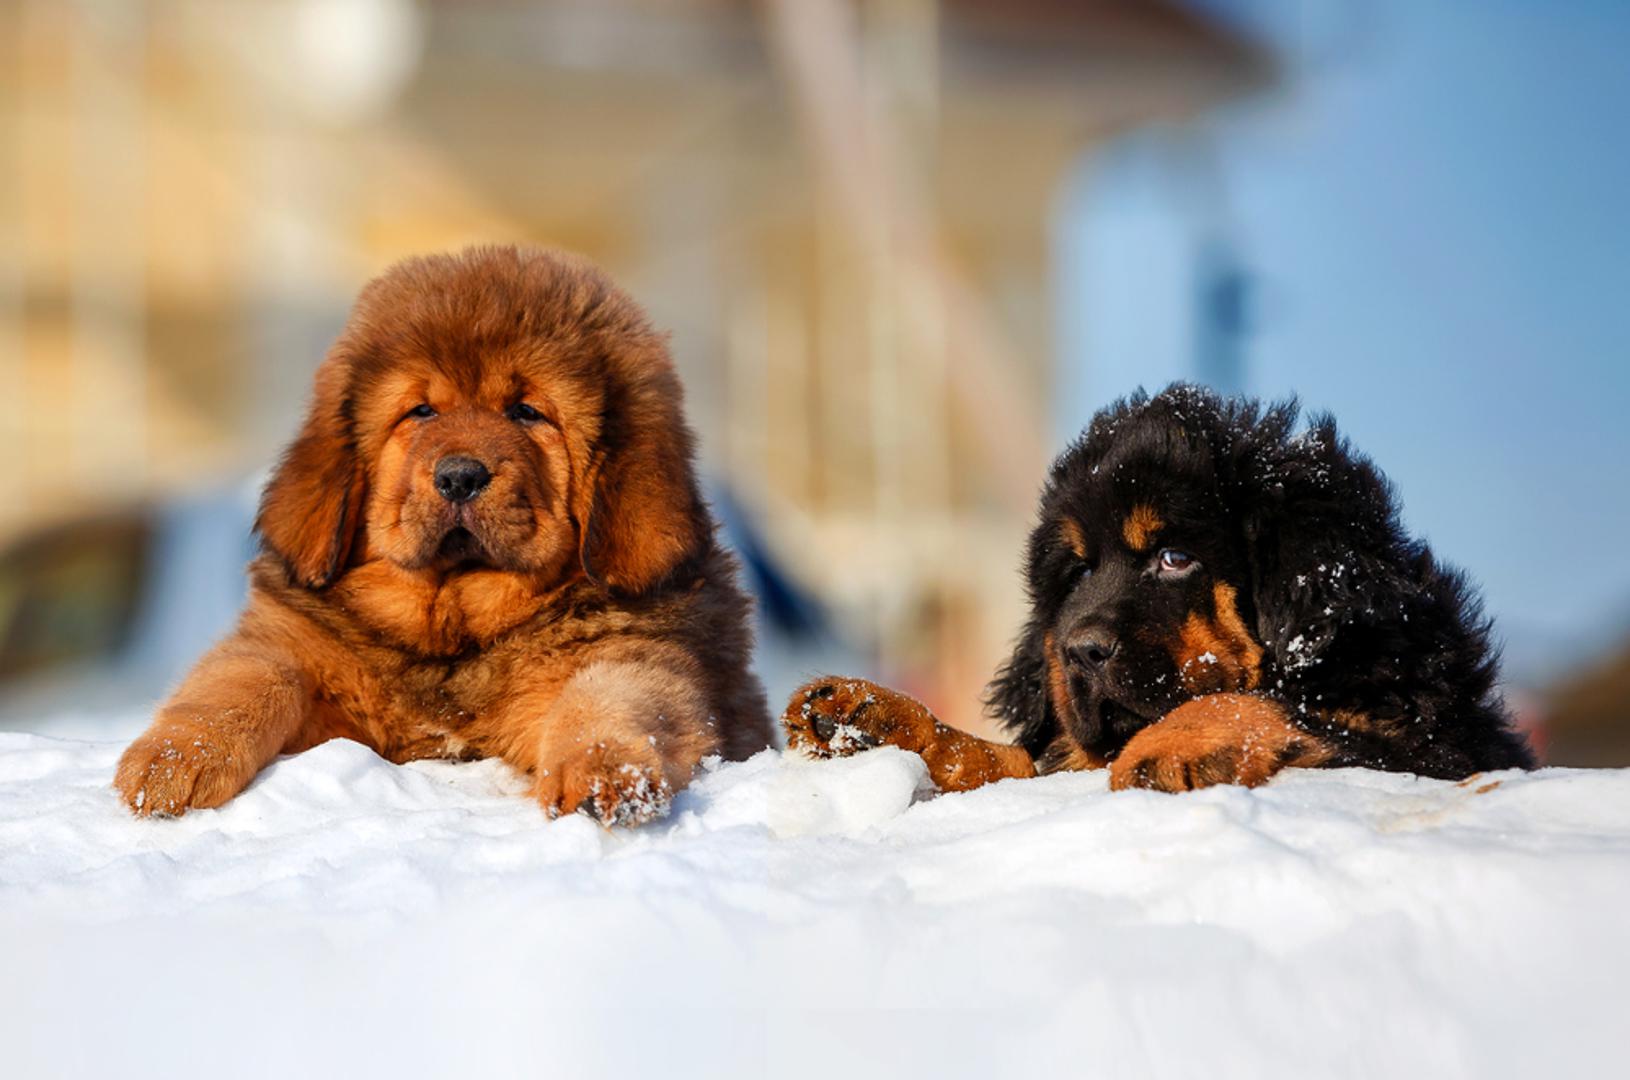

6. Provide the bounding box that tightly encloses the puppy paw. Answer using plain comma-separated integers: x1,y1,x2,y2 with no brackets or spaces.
535,743,673,827
114,723,256,817
1108,693,1326,793
1109,737,1255,793
782,677,934,759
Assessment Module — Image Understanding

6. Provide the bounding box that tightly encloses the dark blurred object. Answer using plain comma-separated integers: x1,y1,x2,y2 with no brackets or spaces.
0,486,257,734
0,514,151,680
1194,239,1251,396
711,488,831,644
1544,639,1630,766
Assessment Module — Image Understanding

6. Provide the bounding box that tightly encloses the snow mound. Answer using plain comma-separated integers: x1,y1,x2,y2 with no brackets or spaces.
770,744,935,836
2,731,1627,1079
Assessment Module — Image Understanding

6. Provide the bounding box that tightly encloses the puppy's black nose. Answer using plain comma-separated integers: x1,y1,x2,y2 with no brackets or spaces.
434,456,491,504
1066,631,1119,670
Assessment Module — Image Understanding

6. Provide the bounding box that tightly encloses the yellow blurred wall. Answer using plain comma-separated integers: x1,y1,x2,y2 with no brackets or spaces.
0,0,1263,732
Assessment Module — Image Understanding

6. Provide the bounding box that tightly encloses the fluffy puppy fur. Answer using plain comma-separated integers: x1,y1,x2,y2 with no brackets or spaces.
116,246,770,824
786,385,1532,793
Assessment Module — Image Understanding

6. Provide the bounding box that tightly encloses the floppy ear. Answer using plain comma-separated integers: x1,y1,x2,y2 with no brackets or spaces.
254,352,366,589
571,359,707,595
1243,416,1398,676
985,506,1089,755
984,617,1053,755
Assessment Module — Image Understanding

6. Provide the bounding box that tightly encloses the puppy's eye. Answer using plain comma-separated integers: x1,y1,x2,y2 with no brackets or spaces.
1157,548,1198,575
406,404,437,420
506,402,547,424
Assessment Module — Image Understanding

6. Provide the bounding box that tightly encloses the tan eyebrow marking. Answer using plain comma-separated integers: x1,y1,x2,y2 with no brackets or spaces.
1121,503,1164,552
1059,517,1088,559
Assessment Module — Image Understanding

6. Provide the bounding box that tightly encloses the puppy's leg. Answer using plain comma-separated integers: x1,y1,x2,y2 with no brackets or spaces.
783,677,1035,793
115,642,312,816
1108,693,1335,793
532,656,716,827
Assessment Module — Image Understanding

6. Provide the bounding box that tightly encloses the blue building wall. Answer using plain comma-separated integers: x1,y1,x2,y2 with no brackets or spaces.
1056,0,1630,676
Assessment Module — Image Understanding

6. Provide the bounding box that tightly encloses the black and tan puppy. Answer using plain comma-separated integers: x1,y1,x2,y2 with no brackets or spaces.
786,385,1533,793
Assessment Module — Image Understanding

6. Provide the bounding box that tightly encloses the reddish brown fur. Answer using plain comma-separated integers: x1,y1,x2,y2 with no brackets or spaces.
780,632,1097,793
1107,693,1333,793
115,246,770,825
784,678,1036,793
1171,583,1264,694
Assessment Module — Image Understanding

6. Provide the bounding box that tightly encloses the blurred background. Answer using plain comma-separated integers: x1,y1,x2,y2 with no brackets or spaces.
1,0,1626,763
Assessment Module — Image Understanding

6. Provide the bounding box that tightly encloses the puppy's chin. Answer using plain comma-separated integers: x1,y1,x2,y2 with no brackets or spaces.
395,522,572,580
433,525,489,568
417,527,538,574
1070,693,1160,756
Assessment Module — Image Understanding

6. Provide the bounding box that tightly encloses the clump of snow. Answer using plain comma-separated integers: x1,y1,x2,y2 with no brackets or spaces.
824,719,873,754
2,731,1627,1078
770,745,934,837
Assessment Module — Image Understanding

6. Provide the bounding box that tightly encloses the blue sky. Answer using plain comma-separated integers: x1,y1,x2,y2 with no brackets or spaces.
1057,0,1630,673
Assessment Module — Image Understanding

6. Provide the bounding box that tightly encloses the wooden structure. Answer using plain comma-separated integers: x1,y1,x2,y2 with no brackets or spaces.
1,0,1267,730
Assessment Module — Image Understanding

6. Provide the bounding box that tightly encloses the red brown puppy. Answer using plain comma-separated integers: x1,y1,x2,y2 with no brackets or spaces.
786,386,1532,794
116,246,770,824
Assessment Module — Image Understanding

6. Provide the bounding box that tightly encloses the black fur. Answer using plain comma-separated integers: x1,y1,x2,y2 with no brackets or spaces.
985,384,1533,779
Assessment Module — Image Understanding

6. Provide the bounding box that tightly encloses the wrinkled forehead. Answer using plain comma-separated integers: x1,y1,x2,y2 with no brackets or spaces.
360,342,587,396
345,337,606,434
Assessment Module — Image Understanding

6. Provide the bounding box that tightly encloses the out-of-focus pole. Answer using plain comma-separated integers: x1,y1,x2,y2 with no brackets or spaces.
761,0,1047,509
69,0,148,495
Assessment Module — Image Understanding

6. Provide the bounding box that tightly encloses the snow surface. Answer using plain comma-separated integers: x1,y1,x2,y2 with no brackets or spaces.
3,730,1628,1079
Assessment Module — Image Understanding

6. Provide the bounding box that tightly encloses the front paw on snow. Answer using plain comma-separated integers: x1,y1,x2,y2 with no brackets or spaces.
536,746,673,827
782,679,885,759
